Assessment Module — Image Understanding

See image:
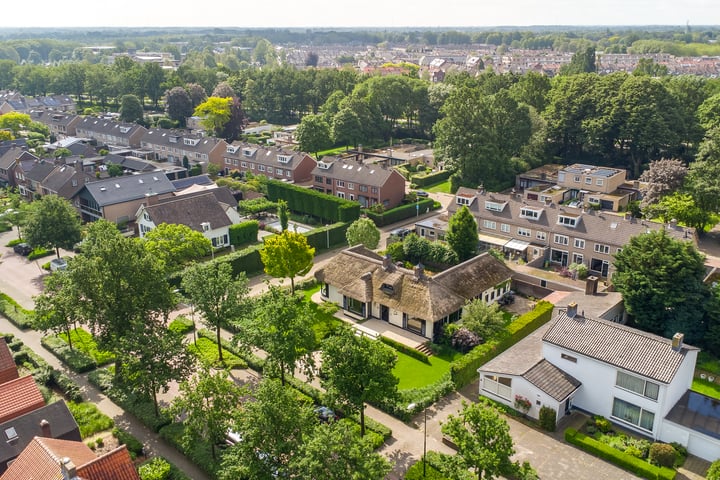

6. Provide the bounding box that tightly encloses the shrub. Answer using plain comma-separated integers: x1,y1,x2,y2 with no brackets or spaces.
96,437,104,447
364,198,438,227
410,169,452,188
539,406,556,432
450,327,481,353
28,247,53,260
707,460,720,480
113,427,145,459
593,415,613,434
405,460,449,480
158,422,219,476
139,457,172,480
41,335,97,373
649,442,677,468
0,293,34,329
67,402,114,438
380,335,430,364
58,328,115,366
266,179,360,223
187,337,247,369
168,316,195,335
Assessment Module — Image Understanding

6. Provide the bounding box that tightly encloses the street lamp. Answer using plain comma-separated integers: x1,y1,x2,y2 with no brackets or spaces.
407,403,427,477
325,224,330,249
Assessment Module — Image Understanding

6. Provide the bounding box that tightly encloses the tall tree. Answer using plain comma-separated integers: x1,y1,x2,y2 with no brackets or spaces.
260,230,315,294
346,217,381,249
277,199,289,232
23,195,82,258
613,229,709,343
0,112,31,136
446,205,478,262
638,158,688,209
331,107,363,148
295,114,332,159
461,298,507,341
561,46,597,74
165,86,193,127
119,94,143,123
194,96,232,137
320,327,398,436
142,223,212,272
181,262,248,364
33,270,80,350
218,96,248,142
186,82,208,108
140,62,166,109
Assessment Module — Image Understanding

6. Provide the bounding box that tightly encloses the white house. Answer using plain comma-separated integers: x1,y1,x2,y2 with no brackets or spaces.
478,304,720,462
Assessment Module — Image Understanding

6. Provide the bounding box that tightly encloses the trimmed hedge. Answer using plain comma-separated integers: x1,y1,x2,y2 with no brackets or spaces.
229,220,259,246
380,335,430,364
28,247,53,260
158,422,219,477
171,244,264,289
168,316,195,335
113,427,145,459
267,180,361,223
410,169,452,188
0,293,34,329
450,300,554,388
41,334,97,373
139,457,192,480
302,222,350,251
565,429,676,480
364,198,439,227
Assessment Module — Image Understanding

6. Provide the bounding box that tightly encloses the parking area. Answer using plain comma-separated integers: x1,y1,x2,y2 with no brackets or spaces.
0,230,58,308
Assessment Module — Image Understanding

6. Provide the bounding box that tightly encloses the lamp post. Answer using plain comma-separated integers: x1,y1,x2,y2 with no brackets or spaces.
325,224,330,249
407,403,427,477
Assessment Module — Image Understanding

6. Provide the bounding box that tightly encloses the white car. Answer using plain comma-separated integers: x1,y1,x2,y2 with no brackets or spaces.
50,258,68,272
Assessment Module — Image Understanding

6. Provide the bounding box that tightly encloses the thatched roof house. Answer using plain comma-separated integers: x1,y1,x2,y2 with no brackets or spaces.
315,245,513,340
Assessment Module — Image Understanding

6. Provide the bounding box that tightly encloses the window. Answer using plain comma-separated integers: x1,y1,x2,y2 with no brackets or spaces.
561,353,577,363
501,224,510,233
520,207,541,220
483,220,496,230
594,244,610,254
258,165,265,172
574,239,585,249
596,178,604,186
286,170,291,177
315,176,323,183
142,212,150,221
558,215,578,227
233,159,238,166
250,163,255,170
616,371,659,401
326,178,332,185
572,253,584,265
517,227,531,237
347,182,354,190
225,158,232,165
485,201,505,212
337,192,345,199
337,180,345,187
612,398,655,431
585,177,592,184
275,168,283,175
359,185,368,193
456,196,471,206
574,175,581,183
371,187,378,194
241,161,247,168
554,234,569,245
536,231,547,241
344,296,365,316
482,375,512,400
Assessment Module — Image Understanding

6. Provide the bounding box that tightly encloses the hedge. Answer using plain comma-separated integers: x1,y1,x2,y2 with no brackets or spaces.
28,247,53,260
266,180,361,223
168,316,195,335
158,422,219,477
410,169,452,188
229,220,259,246
0,293,34,329
170,244,264,289
364,198,439,227
113,427,145,459
302,222,350,251
380,335,430,364
41,334,97,373
565,428,676,480
450,300,554,388
139,457,192,480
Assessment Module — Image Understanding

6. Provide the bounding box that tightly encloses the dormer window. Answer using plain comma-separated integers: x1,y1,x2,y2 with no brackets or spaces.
557,214,579,228
380,283,395,295
119,126,131,134
184,138,199,146
169,136,178,143
318,161,331,170
456,194,473,206
484,200,506,212
226,145,238,154
277,155,291,164
243,149,253,157
520,207,541,220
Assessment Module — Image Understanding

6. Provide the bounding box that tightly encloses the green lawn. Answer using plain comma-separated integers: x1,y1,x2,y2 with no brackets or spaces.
187,337,246,369
303,285,343,345
393,348,461,390
425,180,452,194
59,328,115,365
67,401,115,438
692,378,720,400
317,145,353,157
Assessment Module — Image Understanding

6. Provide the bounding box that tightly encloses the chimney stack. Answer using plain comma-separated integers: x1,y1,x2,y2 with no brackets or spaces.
40,419,51,437
60,457,77,480
567,302,578,319
382,254,394,272
672,333,684,351
585,276,598,296
414,263,425,281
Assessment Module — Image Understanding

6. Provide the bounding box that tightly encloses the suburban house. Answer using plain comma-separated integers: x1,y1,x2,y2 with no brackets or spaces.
38,164,93,201
14,159,55,201
29,110,80,139
414,215,449,241
73,172,176,224
0,92,76,115
0,436,139,480
140,128,227,170
0,401,81,474
478,305,720,462
311,156,406,209
515,164,564,191
0,339,17,385
75,117,148,149
0,145,35,188
315,246,513,340
218,143,316,183
447,188,694,278
136,188,241,247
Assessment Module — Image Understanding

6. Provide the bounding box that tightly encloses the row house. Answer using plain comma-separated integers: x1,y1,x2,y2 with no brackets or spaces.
0,92,76,115
448,188,694,278
75,117,147,149
39,164,93,201
311,157,406,209
17,159,55,201
218,143,316,183
140,129,227,169
0,144,35,188
29,110,80,139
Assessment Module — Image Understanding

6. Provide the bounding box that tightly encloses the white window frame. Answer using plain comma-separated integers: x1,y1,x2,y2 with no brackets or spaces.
594,243,610,254
536,231,547,241
517,227,531,238
574,238,585,249
554,234,569,245
483,220,496,230
500,224,510,233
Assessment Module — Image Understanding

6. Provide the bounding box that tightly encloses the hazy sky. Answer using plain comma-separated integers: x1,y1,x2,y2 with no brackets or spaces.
2,0,718,28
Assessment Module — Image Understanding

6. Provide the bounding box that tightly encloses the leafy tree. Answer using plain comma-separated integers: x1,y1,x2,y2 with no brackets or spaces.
346,217,380,249
140,62,166,109
441,400,523,480
143,223,212,272
331,107,363,148
686,155,720,219
211,81,236,99
119,94,144,123
3,189,29,239
320,327,398,436
194,96,232,137
219,378,316,480
218,96,248,142
185,82,208,108
0,112,31,136
277,199,289,232
296,114,332,159
650,192,709,232
446,205,478,262
165,86,193,127
560,46,596,74
33,271,80,349
638,158,688,209
246,285,316,385
633,58,668,77
181,262,248,364
260,230,315,294
291,420,392,479
461,298,506,341
613,229,709,343
171,367,246,461
23,195,82,258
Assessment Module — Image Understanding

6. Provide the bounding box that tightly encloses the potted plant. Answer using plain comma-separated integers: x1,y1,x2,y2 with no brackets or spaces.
514,395,532,415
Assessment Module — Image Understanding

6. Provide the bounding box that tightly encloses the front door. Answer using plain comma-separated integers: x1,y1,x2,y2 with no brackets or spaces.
381,305,389,322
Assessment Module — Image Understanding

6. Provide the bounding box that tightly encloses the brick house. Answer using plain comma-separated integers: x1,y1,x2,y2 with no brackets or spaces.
218,143,316,183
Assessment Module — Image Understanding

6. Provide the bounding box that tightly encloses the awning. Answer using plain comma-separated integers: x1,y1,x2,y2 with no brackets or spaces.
477,233,507,247
504,238,530,251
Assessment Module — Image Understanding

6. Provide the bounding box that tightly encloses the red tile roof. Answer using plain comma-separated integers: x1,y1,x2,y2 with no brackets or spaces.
0,338,18,386
0,436,97,480
0,376,44,423
78,446,140,480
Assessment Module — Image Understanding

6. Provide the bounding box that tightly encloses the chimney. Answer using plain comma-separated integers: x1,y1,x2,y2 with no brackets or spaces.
60,457,77,480
40,419,51,437
633,180,640,189
145,192,158,206
672,333,684,351
476,184,485,195
414,263,425,281
585,276,598,295
567,302,578,319
382,254,394,272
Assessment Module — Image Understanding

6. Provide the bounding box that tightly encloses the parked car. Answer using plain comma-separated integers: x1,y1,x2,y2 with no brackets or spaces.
314,406,336,423
50,258,68,272
13,243,32,256
498,290,515,306
414,190,430,197
390,227,411,239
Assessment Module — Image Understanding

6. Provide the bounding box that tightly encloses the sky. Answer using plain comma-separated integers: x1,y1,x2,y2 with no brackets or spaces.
1,0,718,29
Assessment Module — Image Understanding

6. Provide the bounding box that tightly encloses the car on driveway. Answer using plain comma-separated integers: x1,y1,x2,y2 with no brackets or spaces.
50,258,68,272
13,243,32,256
414,190,430,197
390,227,412,239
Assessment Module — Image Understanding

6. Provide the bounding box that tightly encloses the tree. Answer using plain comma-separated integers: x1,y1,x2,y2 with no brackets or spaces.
0,112,31,136
143,223,212,272
633,58,668,77
171,367,246,460
296,114,332,159
140,62,166,109
461,298,507,341
23,195,82,258
321,327,398,436
33,270,81,350
181,262,248,364
441,400,518,480
260,230,315,294
186,82,208,108
613,229,709,343
165,86,193,127
219,378,316,480
331,107,363,148
277,199,289,232
686,154,720,219
194,96,232,137
638,158,688,209
560,46,596,74
3,189,29,239
290,420,392,479
119,94,143,123
212,81,236,99
246,285,316,386
446,205,478,262
651,192,709,232
346,217,381,249
218,96,248,142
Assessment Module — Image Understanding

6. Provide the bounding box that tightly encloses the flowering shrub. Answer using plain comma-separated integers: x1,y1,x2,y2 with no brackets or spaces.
514,395,531,412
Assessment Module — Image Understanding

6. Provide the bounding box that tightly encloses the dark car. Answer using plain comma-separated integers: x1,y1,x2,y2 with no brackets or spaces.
390,227,411,239
13,243,32,256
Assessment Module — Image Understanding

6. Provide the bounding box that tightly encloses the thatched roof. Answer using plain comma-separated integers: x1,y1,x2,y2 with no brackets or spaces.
315,247,512,321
